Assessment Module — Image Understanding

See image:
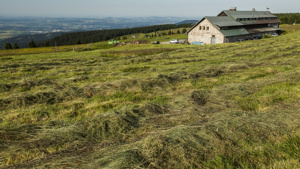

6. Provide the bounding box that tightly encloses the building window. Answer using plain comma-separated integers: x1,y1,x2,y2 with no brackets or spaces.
199,26,202,30
207,26,209,30
203,26,206,30
222,26,228,30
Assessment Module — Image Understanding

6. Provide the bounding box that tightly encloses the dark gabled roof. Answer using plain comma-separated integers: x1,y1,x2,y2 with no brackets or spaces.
220,10,277,20
206,16,243,27
186,16,243,34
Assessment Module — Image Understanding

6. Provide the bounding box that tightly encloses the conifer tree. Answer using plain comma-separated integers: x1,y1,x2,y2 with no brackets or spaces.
14,43,19,49
76,40,81,44
29,40,36,48
4,42,12,49
177,29,181,34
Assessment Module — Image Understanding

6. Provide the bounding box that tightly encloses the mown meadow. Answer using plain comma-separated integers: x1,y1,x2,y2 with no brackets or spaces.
0,25,300,168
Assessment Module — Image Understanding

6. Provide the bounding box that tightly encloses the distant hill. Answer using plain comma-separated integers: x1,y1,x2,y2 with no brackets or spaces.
0,23,192,49
0,16,194,49
176,20,198,25
45,23,192,47
0,16,192,38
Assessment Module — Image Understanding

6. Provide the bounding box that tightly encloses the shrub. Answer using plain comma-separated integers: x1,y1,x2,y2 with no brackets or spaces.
263,34,272,38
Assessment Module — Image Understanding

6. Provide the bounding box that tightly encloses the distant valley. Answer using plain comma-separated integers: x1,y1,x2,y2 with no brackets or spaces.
0,16,198,49
0,16,197,38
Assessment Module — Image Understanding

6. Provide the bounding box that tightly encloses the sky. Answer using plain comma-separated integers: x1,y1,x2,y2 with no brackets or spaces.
0,0,299,18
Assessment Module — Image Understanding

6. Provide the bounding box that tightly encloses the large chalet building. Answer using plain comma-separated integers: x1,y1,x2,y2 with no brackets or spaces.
187,8,281,44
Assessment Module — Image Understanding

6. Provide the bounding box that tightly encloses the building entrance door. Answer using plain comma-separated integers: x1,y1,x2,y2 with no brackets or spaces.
211,35,216,44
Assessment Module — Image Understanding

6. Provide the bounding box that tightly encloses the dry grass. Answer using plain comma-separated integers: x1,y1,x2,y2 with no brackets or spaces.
0,27,300,168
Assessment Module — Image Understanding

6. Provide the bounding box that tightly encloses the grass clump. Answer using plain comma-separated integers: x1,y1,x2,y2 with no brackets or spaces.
238,96,260,111
122,66,150,73
138,126,212,168
191,89,209,106
237,82,299,111
83,105,144,142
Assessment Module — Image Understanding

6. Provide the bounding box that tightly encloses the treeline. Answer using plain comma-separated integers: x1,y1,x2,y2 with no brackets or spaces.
44,23,192,47
3,40,36,50
0,32,64,49
275,13,300,24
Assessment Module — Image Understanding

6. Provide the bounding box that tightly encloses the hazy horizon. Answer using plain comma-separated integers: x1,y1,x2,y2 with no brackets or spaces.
0,15,194,19
1,0,299,18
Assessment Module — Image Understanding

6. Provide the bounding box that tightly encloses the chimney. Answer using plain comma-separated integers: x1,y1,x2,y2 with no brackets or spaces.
230,7,237,11
252,8,256,11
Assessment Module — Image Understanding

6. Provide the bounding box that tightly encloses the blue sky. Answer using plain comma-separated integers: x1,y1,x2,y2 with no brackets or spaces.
0,0,299,18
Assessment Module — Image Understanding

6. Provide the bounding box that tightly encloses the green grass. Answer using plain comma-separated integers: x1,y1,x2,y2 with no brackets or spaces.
0,25,300,168
116,27,189,42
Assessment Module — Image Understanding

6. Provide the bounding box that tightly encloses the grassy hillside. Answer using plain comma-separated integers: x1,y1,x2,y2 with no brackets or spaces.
0,25,300,168
45,24,190,47
0,30,188,57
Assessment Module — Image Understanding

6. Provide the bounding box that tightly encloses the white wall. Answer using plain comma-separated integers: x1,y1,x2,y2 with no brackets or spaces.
188,19,224,44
